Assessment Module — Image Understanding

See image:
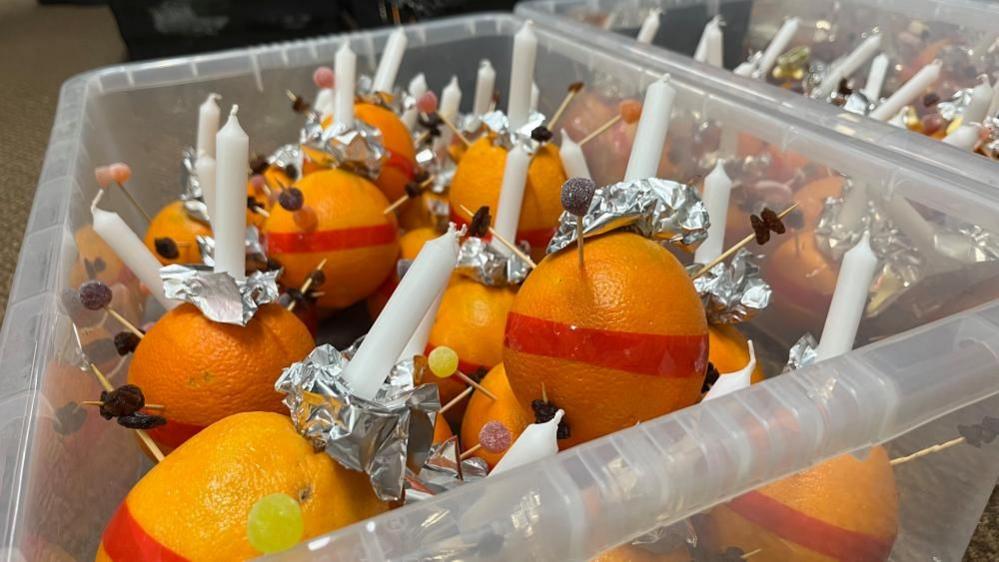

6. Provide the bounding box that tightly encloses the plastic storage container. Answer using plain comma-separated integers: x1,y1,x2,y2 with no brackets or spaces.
518,0,999,189
3,13,999,561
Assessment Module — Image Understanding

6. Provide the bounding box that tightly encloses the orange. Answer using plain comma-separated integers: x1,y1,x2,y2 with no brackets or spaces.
95,412,386,561
592,545,690,562
449,137,567,260
356,102,417,202
428,277,517,421
365,227,437,320
701,448,898,562
459,364,532,468
503,232,708,449
709,325,765,383
128,303,314,452
766,231,838,337
263,168,399,310
144,200,212,265
794,176,845,231
433,413,454,445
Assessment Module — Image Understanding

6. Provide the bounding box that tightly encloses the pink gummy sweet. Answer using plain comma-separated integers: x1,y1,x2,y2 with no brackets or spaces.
313,66,335,89
478,421,512,453
94,166,113,188
109,163,132,184
417,91,438,113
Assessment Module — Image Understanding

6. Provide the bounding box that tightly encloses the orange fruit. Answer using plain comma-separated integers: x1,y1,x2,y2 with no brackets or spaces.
449,137,567,260
365,227,436,320
144,200,212,265
95,412,386,561
459,364,532,468
128,303,314,452
794,176,845,231
766,231,838,337
355,102,417,203
433,413,454,445
709,325,765,383
592,545,690,562
70,225,139,291
503,232,708,449
701,448,898,562
427,277,517,419
263,168,399,310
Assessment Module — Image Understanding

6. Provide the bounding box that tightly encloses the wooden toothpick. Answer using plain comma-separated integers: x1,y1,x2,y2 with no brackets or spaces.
890,436,968,466
115,182,152,223
455,371,497,401
459,443,482,460
287,258,328,312
547,82,584,130
579,114,621,147
436,112,472,147
439,386,474,415
457,204,537,268
691,202,799,279
88,363,164,462
384,175,434,215
81,400,164,410
105,308,144,340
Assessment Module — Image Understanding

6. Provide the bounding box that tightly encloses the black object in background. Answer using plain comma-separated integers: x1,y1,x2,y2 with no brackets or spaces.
108,0,520,61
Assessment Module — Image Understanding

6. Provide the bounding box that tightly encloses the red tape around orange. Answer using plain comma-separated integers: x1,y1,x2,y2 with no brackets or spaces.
449,211,555,252
727,491,894,562
384,149,416,180
102,501,189,562
265,223,396,254
504,312,708,378
146,418,204,450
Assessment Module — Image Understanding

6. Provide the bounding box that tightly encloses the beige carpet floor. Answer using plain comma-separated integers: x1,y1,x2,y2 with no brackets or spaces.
0,3,995,560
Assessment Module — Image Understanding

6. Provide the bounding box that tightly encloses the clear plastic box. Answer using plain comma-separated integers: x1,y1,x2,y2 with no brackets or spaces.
517,0,999,189
3,13,999,561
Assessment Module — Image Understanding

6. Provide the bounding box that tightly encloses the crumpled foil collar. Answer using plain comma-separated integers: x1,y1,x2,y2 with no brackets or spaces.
403,436,488,503
690,249,772,324
783,333,818,373
300,111,385,181
480,109,547,154
547,177,709,255
267,143,301,178
356,74,406,113
160,264,280,326
196,226,268,267
455,236,530,286
275,345,440,501
937,87,977,122
179,147,210,225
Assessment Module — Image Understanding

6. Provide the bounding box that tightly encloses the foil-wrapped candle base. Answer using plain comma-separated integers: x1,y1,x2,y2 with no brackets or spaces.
403,436,488,504
546,177,709,255
300,111,386,181
690,249,772,325
195,226,268,268
179,147,211,224
275,345,441,501
455,236,531,286
783,333,819,373
479,109,547,153
159,264,280,326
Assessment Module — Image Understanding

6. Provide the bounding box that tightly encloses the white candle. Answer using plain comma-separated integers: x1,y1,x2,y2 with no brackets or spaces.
636,9,661,44
195,154,217,229
559,129,591,179
693,160,732,264
814,34,881,99
473,59,496,116
704,341,755,401
734,61,756,77
490,409,564,475
942,123,981,151
529,82,540,113
398,293,443,362
754,17,799,80
492,145,531,249
214,106,248,280
624,76,675,181
963,75,994,124
870,60,941,121
343,226,460,400
401,73,428,131
91,193,177,310
314,88,335,118
434,76,462,154
507,21,538,130
862,53,890,102
988,77,999,118
196,94,220,158
372,28,407,93
334,41,357,130
815,233,877,361
694,16,723,67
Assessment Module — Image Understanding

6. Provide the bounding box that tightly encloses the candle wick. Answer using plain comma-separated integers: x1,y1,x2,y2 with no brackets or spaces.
210,93,221,102
91,189,106,213
230,104,239,116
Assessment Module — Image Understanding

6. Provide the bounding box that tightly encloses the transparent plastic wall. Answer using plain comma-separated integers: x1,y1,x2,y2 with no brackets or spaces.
2,13,999,561
518,0,999,188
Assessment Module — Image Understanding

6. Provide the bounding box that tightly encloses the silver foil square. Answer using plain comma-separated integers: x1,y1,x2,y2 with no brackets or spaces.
455,236,530,287
274,345,441,502
546,177,709,255
690,249,772,325
159,264,280,326
479,109,547,154
179,147,211,225
783,333,818,373
300,112,386,181
403,436,488,504
196,226,268,267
